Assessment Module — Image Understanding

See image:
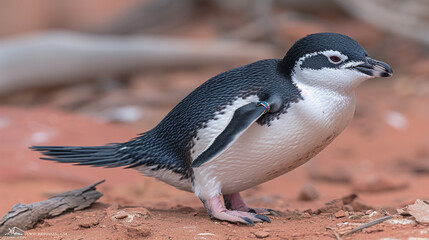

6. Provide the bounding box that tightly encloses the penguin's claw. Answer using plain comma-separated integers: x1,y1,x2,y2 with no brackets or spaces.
247,208,280,216
255,214,271,223
240,217,255,226
267,209,281,216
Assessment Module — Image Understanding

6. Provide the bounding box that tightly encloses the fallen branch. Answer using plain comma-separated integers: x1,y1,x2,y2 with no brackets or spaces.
0,31,274,95
345,215,393,235
0,180,105,235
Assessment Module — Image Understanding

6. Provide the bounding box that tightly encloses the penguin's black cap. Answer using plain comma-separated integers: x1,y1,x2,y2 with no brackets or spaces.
280,32,392,77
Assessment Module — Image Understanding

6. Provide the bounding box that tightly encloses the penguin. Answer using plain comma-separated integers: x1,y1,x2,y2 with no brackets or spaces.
31,32,392,225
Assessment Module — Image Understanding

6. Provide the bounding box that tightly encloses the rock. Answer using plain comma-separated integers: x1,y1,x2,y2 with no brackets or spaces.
303,209,313,215
367,210,384,219
78,217,99,228
114,211,128,219
102,105,143,123
334,210,346,218
298,183,319,201
342,194,358,205
134,207,150,217
126,226,151,238
315,199,343,214
408,199,429,224
315,193,373,214
397,207,411,216
384,111,408,131
253,231,270,238
349,199,373,211
349,212,365,219
352,174,408,192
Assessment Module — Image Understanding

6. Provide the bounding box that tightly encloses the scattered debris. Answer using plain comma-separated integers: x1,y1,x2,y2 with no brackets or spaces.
298,183,320,201
367,210,384,219
348,212,366,219
407,199,429,224
387,218,417,225
315,194,373,214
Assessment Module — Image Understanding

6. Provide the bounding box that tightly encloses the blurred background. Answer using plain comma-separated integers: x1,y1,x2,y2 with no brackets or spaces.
0,0,429,237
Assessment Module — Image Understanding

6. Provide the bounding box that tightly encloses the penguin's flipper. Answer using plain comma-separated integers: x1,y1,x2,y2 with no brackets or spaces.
191,99,278,168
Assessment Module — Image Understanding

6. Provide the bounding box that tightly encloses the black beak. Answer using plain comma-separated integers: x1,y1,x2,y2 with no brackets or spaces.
352,57,393,77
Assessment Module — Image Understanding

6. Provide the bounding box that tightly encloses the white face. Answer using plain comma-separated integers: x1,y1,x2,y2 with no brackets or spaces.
291,50,373,94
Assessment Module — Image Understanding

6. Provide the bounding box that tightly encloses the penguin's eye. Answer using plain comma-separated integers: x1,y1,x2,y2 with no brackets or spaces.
329,55,342,63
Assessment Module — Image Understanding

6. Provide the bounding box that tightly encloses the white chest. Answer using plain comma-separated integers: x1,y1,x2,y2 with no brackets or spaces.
192,84,356,198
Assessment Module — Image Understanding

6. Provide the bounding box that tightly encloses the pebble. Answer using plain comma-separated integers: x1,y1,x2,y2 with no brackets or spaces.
126,226,151,238
114,211,128,219
78,218,99,228
298,183,319,201
334,210,346,218
103,105,142,123
253,231,270,238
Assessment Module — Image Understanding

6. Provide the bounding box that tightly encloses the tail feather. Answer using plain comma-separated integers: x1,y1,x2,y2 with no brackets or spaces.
30,145,131,168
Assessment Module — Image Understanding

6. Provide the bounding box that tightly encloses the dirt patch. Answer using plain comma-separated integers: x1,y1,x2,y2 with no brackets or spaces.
1,79,429,239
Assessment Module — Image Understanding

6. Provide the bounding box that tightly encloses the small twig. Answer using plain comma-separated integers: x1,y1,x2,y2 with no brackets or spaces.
326,226,342,240
345,216,393,235
333,230,342,240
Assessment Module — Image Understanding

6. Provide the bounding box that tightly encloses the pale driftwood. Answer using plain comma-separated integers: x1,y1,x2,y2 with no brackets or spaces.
0,31,274,95
0,180,105,235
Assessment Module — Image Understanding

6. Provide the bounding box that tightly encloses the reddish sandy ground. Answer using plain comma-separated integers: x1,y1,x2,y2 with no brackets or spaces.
1,79,429,239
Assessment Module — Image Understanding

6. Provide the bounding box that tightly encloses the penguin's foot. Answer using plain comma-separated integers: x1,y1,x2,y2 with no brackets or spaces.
223,192,280,216
203,195,270,226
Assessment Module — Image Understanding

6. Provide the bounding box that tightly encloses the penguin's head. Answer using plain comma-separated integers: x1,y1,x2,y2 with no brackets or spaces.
281,32,392,92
